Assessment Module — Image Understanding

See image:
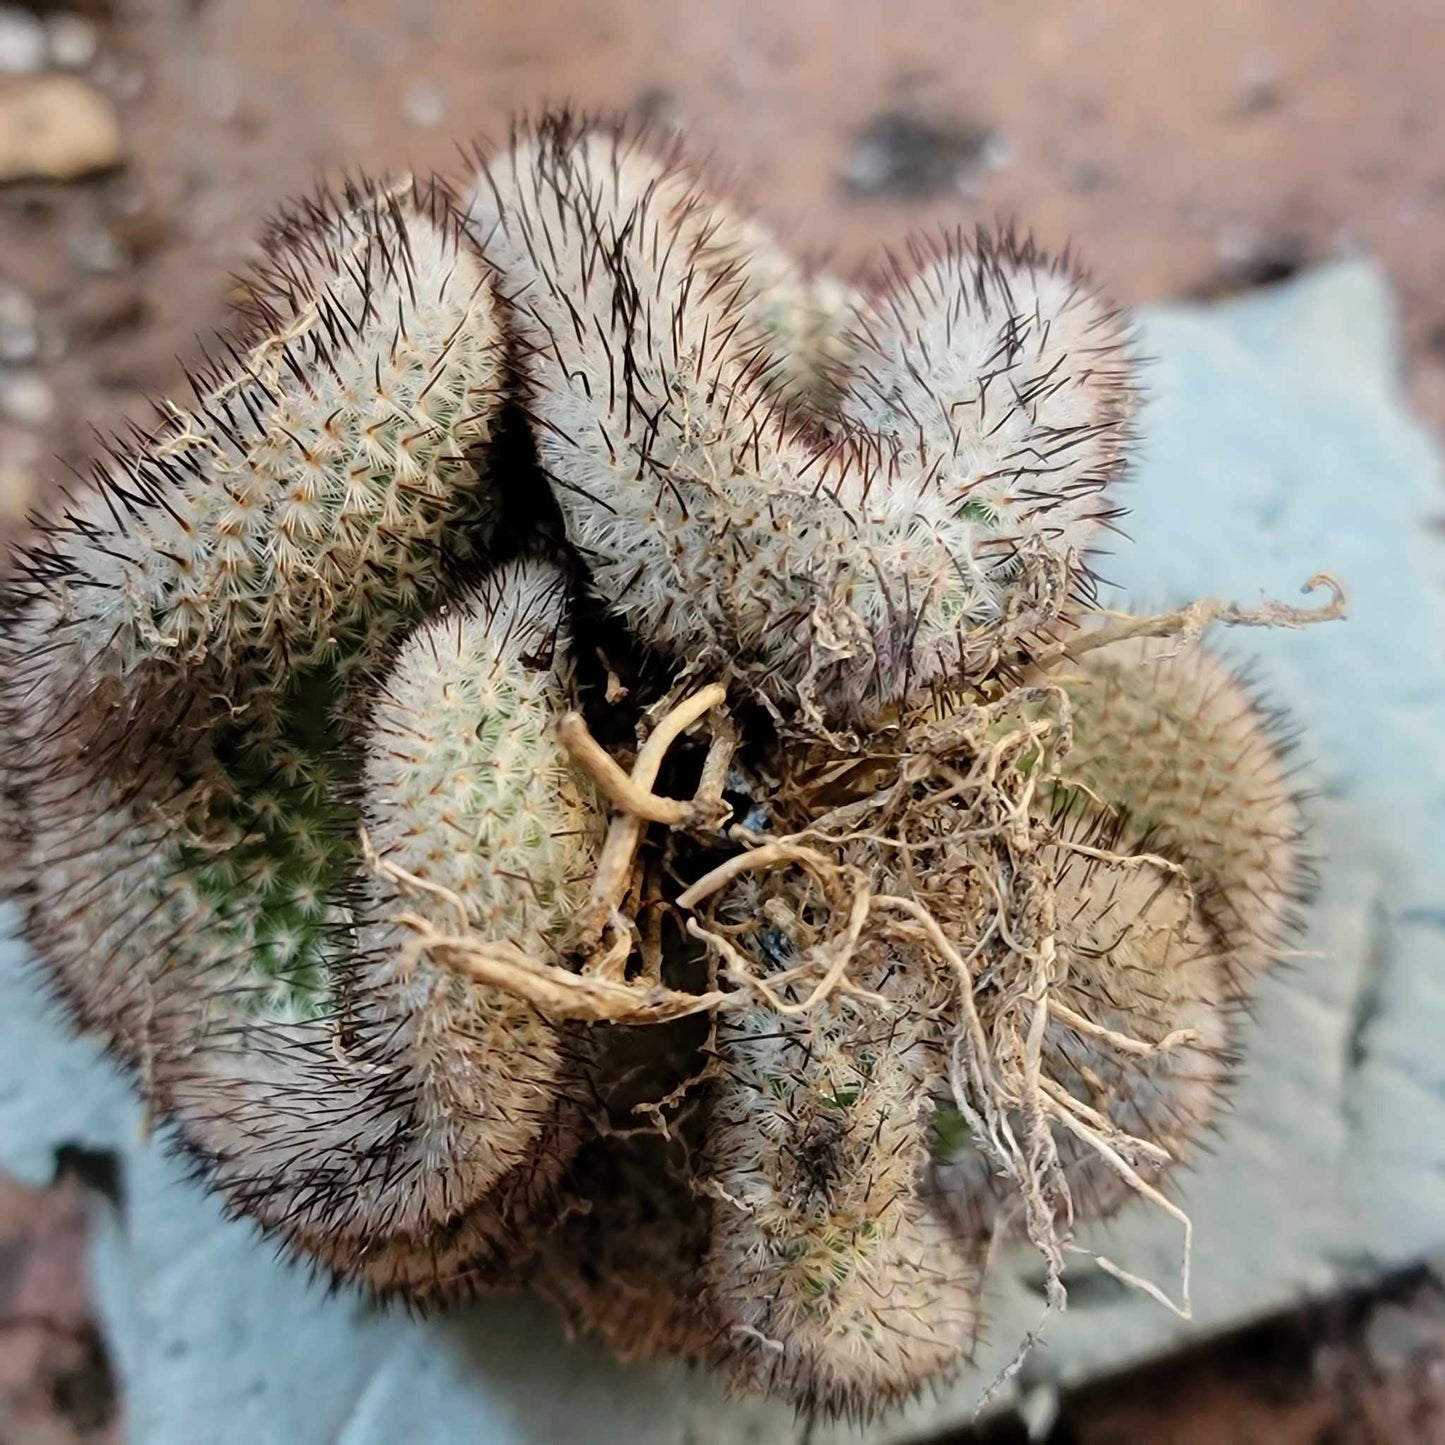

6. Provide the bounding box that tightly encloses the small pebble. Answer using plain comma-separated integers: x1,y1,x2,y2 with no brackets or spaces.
402,80,445,130
1018,1380,1060,1440
0,372,55,428
1216,223,1260,270
841,108,995,200
0,6,46,75
0,454,38,522
195,57,239,124
0,285,38,366
979,130,1017,172
46,13,100,72
69,224,128,275
1237,52,1284,114
91,51,145,102
0,73,123,181
959,131,1017,200
1214,224,1307,289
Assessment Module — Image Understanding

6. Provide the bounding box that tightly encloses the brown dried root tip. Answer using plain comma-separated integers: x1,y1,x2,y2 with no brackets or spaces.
559,716,698,827
564,683,730,959
364,833,733,1024
1047,999,1199,1059
1034,572,1346,671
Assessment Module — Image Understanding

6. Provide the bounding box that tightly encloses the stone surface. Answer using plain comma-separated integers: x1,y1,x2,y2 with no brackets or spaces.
0,282,38,365
0,259,1441,1442
1052,1270,1445,1445
0,371,54,426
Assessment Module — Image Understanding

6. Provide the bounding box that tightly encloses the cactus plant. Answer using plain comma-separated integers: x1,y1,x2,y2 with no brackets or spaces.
0,109,1344,1417
7,550,604,1298
1051,636,1310,986
0,173,602,1297
15,176,505,719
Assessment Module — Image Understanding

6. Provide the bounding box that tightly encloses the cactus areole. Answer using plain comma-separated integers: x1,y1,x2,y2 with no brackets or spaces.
0,111,1343,1416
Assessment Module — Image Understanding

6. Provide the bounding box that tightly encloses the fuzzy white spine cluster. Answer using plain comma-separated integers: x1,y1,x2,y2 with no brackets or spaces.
838,234,1133,561
354,559,603,1212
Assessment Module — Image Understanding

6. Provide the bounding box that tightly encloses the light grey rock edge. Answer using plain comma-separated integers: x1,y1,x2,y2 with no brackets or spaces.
0,259,1441,1444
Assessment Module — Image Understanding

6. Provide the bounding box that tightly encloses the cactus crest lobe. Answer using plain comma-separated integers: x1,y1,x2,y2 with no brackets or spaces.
467,112,1136,723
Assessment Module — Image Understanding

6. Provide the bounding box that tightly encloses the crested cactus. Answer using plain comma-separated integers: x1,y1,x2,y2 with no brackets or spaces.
0,108,1343,1417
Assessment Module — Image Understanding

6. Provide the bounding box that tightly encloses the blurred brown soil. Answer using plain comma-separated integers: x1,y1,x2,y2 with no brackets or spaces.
953,1268,1445,1445
0,1172,116,1443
